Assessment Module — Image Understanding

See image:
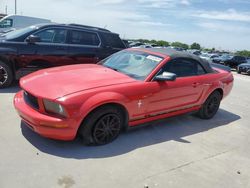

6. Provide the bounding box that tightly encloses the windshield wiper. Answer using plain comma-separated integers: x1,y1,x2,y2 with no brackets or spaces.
105,65,120,72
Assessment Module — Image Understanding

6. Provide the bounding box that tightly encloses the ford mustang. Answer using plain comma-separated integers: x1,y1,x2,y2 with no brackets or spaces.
14,48,234,145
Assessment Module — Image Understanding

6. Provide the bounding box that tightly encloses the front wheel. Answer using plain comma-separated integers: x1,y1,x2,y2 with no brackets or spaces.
0,61,13,88
197,91,222,119
79,105,124,145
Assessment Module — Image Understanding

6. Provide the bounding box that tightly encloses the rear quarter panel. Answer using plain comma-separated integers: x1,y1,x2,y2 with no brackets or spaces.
200,68,233,104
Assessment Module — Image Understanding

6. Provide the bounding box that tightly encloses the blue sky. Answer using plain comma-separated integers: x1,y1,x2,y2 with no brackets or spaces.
1,0,250,50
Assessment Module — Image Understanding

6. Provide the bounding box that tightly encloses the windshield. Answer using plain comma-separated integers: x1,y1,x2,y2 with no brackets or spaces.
100,50,163,80
200,54,209,57
3,25,38,40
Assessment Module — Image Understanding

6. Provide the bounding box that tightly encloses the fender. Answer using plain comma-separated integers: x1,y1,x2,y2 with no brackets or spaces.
77,91,130,126
0,47,17,67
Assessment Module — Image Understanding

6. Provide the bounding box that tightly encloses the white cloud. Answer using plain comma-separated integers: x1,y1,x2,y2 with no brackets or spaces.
95,0,125,5
137,0,191,8
124,20,170,27
180,0,190,5
193,9,250,22
197,22,250,33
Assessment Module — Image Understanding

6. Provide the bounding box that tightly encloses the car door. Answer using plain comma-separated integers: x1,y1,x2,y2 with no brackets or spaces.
29,28,72,67
238,56,246,64
16,27,71,70
144,58,207,116
67,29,100,64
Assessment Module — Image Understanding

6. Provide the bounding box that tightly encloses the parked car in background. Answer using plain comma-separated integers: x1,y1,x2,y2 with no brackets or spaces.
122,39,129,48
0,23,126,88
14,48,233,145
129,41,144,47
212,54,233,64
187,49,201,56
237,59,250,75
0,15,51,34
200,53,219,61
222,56,247,69
168,46,185,51
132,44,153,48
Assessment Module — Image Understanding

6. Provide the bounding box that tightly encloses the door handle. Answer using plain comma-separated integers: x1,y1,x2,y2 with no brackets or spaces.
192,82,200,87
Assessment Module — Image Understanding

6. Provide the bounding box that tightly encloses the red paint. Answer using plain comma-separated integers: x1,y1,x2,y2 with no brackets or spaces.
14,49,234,141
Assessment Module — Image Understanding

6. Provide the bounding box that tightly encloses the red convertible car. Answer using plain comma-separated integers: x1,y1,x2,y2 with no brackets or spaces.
14,48,233,145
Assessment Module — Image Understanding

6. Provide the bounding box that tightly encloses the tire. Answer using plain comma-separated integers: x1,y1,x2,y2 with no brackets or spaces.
0,61,13,88
197,91,222,119
237,69,241,74
79,105,124,145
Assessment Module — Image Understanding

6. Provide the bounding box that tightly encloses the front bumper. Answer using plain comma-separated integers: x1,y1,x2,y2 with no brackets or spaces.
14,91,78,140
238,67,250,73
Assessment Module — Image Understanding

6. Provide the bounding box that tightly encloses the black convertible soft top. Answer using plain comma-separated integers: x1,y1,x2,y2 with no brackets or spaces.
144,48,215,73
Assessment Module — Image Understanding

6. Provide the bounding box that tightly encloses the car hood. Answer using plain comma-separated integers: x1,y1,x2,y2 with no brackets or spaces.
20,64,136,100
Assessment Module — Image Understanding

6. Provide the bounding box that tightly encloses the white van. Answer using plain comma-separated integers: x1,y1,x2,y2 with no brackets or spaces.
0,15,51,33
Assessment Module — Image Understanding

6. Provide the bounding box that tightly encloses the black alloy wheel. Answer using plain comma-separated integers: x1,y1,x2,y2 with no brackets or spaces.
79,105,124,145
0,61,13,88
93,113,121,145
197,91,221,119
0,65,8,86
206,96,220,117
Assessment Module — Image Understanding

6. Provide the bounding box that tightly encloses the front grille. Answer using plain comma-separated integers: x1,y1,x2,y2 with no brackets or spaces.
240,67,249,72
23,91,39,110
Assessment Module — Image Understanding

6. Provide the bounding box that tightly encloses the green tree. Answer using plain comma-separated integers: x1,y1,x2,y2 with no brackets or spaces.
150,39,157,44
156,40,170,47
236,50,250,57
190,42,201,50
171,42,189,50
203,47,216,52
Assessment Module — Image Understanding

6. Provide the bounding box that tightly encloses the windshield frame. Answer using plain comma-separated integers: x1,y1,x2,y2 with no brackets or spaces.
3,25,38,40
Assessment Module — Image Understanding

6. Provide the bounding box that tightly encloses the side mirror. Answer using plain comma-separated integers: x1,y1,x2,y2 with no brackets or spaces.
26,35,41,44
154,72,177,81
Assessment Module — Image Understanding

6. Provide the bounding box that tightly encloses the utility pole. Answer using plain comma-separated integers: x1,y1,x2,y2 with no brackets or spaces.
15,0,17,14
5,5,8,14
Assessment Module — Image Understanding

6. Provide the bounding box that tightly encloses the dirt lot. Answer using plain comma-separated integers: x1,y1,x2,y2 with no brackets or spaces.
0,72,249,188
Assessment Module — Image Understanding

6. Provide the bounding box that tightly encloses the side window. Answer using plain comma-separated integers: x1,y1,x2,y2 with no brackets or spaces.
233,56,239,61
69,30,100,46
238,56,245,61
34,29,67,43
0,19,13,28
197,62,206,75
102,33,125,48
162,58,206,77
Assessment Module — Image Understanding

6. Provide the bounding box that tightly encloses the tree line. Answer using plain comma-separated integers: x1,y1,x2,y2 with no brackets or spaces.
131,39,250,57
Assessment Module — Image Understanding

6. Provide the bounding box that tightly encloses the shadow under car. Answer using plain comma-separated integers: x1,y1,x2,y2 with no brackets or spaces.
20,108,240,159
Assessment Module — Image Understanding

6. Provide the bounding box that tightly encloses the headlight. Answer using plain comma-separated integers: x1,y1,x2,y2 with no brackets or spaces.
43,99,67,117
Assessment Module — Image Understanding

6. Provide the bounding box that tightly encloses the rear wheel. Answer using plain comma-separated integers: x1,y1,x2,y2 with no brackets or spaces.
197,91,222,119
0,61,13,88
79,105,124,145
